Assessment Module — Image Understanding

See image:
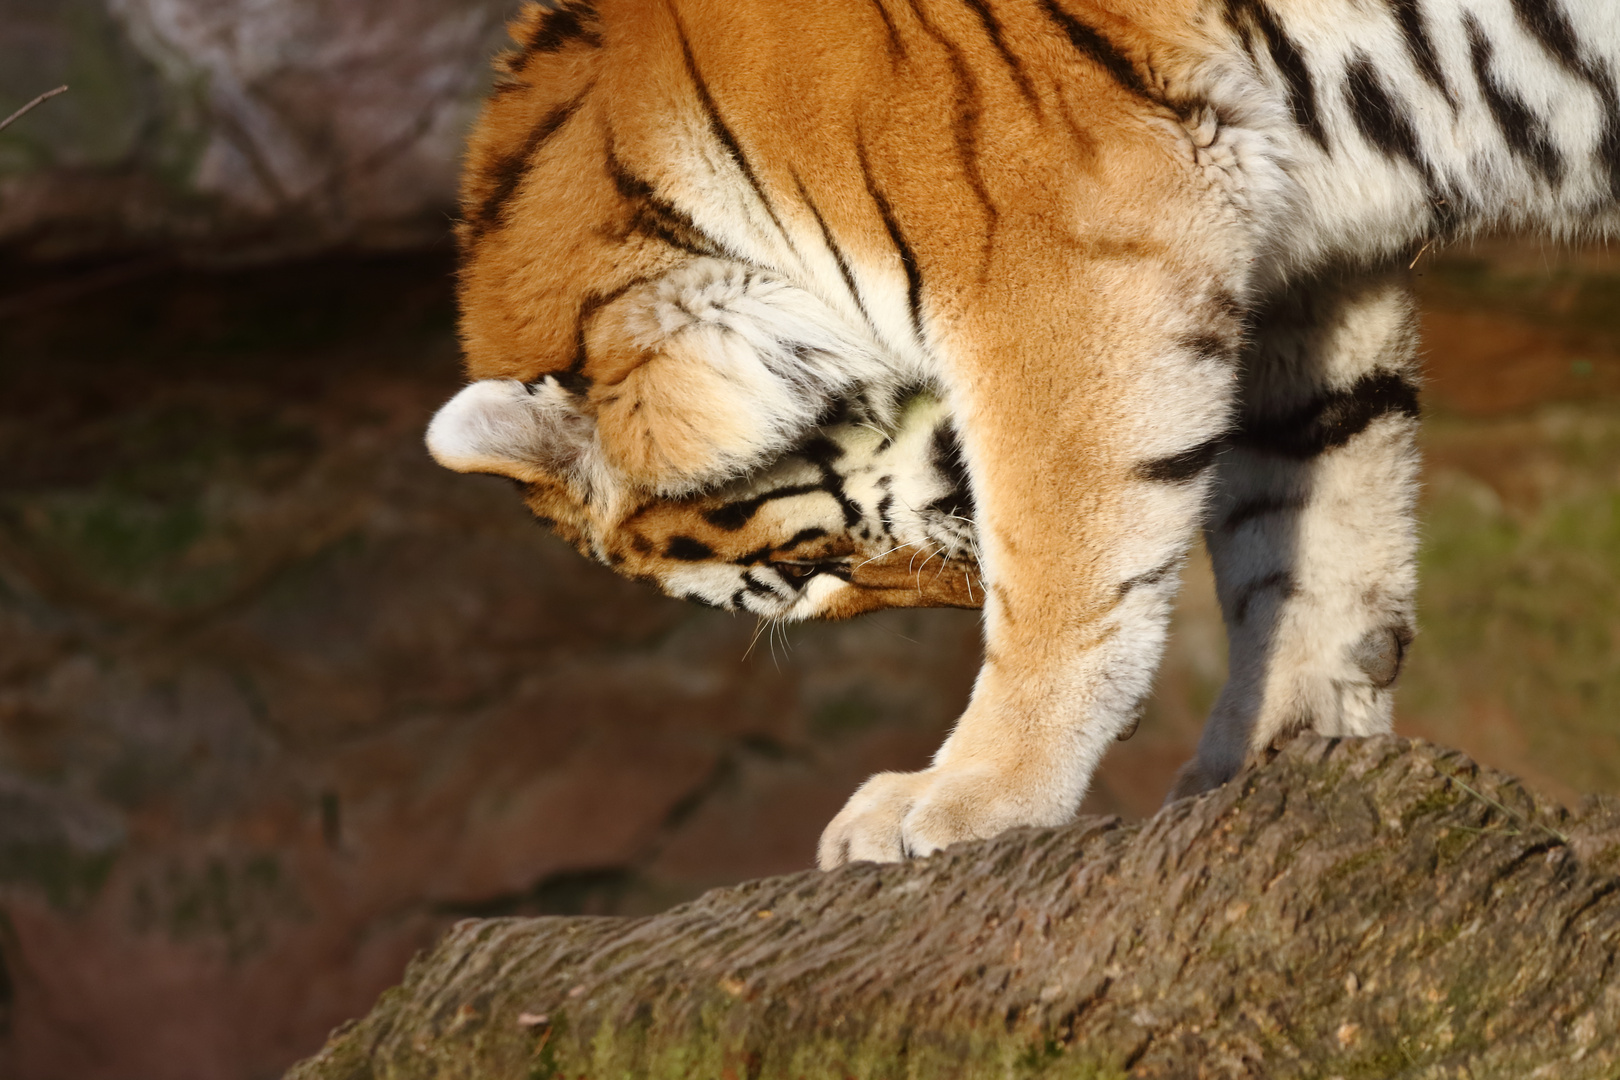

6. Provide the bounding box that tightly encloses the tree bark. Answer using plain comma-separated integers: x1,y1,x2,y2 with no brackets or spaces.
287,734,1620,1079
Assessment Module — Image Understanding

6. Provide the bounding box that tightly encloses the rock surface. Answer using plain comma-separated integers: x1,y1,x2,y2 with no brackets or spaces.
0,0,522,258
0,255,1005,1080
288,734,1620,1080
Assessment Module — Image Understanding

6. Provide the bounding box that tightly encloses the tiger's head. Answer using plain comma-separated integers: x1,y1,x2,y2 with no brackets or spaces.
427,2,984,618
432,380,983,617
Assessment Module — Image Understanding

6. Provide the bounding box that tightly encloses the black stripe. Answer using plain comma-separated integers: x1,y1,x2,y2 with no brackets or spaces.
605,145,723,257
926,425,975,520
1217,494,1307,533
471,90,590,236
962,0,1040,106
674,18,794,245
1465,15,1564,184
734,544,773,566
1344,56,1427,173
1211,291,1246,324
1052,94,1100,159
781,527,829,550
562,274,659,379
568,305,591,375
551,370,591,395
703,484,826,531
792,173,883,339
666,536,716,561
796,438,857,499
1036,0,1153,101
1508,0,1620,199
799,436,864,528
906,0,999,259
742,571,778,596
527,3,601,53
625,190,721,256
1510,0,1586,74
1225,0,1256,56
1232,570,1294,623
1235,371,1419,459
1225,0,1327,149
875,490,896,532
583,275,657,317
629,205,721,257
1135,439,1220,483
1180,333,1237,365
606,144,654,202
1117,556,1179,598
569,277,638,375
1387,0,1453,105
563,284,612,378
1252,1,1326,149
870,0,907,60
857,137,927,345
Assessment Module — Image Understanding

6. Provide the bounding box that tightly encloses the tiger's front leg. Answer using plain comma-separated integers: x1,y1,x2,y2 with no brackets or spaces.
817,266,1243,868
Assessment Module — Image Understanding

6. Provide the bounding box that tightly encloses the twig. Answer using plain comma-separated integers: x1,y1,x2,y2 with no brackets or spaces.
1436,765,1570,844
0,86,69,135
1408,236,1436,270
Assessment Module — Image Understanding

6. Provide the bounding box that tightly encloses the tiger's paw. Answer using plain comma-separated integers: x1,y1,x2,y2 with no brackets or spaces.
816,765,1066,869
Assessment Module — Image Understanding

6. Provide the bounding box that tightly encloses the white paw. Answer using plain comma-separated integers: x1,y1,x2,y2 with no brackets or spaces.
816,765,1067,869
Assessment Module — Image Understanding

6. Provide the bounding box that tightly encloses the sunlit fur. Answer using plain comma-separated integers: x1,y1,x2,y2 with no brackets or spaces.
432,385,984,618
429,0,1620,868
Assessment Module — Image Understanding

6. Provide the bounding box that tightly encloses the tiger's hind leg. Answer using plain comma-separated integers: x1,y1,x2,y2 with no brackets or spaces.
1172,272,1422,798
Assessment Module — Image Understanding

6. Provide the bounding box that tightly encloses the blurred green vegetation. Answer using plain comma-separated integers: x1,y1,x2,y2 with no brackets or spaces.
1390,244,1620,801
0,254,456,613
1418,247,1620,338
1403,407,1620,799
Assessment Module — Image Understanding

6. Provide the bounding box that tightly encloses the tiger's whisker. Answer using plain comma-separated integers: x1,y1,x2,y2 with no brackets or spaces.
856,541,919,570
742,616,771,662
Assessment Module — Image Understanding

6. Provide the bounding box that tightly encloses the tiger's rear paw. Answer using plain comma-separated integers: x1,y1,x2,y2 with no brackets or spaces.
1164,754,1239,805
816,765,1068,869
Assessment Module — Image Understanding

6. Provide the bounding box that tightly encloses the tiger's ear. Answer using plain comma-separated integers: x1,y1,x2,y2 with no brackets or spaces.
425,378,598,483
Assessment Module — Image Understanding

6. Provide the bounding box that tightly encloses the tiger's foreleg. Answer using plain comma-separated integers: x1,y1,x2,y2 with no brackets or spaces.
817,262,1243,868
1172,272,1422,798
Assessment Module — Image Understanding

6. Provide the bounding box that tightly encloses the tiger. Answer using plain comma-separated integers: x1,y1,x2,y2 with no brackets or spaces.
433,375,985,618
425,0,1620,868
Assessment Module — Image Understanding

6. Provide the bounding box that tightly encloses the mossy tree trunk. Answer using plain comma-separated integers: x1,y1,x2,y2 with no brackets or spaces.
288,735,1620,1079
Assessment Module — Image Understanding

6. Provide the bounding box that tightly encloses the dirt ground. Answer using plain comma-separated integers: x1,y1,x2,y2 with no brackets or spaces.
0,241,1616,1079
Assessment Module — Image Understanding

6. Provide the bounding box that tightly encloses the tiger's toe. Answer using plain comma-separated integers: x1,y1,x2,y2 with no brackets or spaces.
816,770,928,869
818,764,1071,869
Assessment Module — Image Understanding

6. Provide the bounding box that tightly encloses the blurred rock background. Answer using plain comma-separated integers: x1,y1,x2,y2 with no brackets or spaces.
2,0,514,259
2,3,1619,1079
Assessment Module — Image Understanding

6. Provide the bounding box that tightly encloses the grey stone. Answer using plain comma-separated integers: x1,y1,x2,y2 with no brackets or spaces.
0,0,523,258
